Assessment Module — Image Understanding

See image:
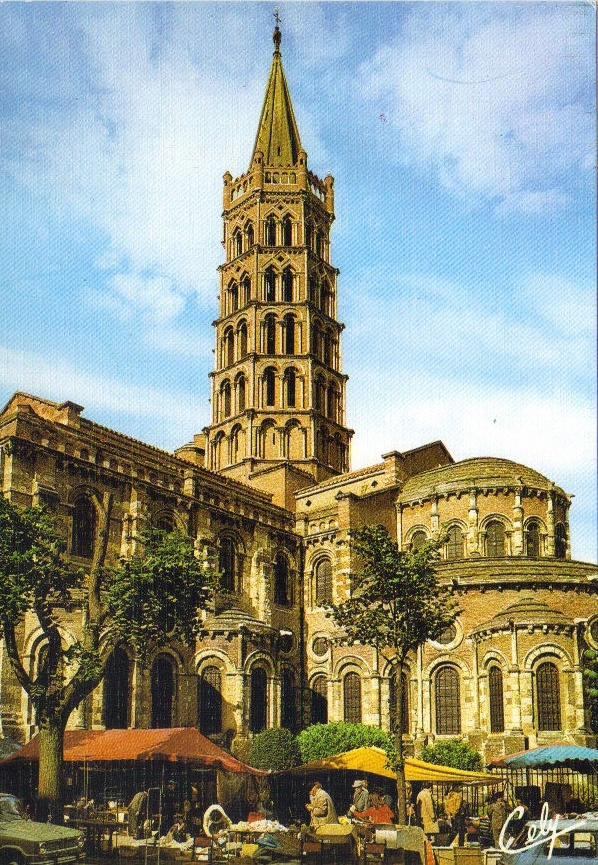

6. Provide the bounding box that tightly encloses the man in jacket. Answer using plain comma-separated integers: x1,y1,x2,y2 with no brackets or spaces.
305,782,339,828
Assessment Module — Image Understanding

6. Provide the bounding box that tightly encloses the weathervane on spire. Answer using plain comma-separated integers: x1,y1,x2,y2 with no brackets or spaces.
273,7,282,52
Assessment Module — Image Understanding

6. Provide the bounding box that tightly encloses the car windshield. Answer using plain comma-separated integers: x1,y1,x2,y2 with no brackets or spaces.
0,796,25,820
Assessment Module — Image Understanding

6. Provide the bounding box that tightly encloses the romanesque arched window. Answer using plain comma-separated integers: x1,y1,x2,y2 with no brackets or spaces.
316,230,323,258
343,672,362,724
315,557,333,606
233,229,243,258
230,425,241,463
311,675,328,724
264,367,276,407
314,376,325,413
282,216,293,247
411,530,427,552
284,368,296,408
536,661,561,731
445,525,463,560
488,665,505,733
238,320,248,357
224,327,234,367
435,666,461,735
229,282,238,313
219,536,236,592
554,523,567,559
198,666,222,735
151,654,176,728
103,646,130,729
308,275,317,305
486,521,505,557
322,282,333,316
526,521,540,557
250,667,267,733
245,223,254,248
282,267,294,302
284,314,295,354
323,331,332,366
274,552,292,607
281,668,296,731
72,496,95,558
264,267,276,302
236,375,246,412
389,670,409,735
220,380,231,418
242,276,251,306
265,314,276,355
265,215,277,246
305,222,313,250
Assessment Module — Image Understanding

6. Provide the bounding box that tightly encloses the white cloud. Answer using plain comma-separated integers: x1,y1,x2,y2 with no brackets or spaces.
359,3,595,212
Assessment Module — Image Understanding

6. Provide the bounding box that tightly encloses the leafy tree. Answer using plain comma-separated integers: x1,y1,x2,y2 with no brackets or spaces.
422,738,483,772
297,722,392,763
327,524,458,823
582,647,598,734
248,728,301,771
0,494,218,819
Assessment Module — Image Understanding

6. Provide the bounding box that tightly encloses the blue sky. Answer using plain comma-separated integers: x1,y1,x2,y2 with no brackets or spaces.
1,2,595,561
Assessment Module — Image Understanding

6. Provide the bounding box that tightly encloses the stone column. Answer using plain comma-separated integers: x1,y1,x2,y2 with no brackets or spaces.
546,491,555,556
512,488,524,555
431,495,439,535
467,488,479,555
395,501,403,549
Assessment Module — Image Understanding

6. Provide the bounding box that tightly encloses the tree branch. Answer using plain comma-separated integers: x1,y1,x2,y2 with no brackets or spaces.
2,622,33,695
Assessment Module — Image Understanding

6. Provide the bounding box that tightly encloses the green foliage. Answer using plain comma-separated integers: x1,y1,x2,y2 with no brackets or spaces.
422,738,483,771
248,728,301,771
328,525,459,662
0,496,79,627
582,647,598,733
297,722,393,763
104,528,218,661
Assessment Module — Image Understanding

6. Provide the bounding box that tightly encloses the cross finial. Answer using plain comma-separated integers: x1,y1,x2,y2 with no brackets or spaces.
272,7,282,52
274,7,281,26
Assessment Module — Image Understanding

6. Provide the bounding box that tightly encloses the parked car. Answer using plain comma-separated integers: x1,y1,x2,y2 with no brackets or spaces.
0,794,84,865
501,816,598,865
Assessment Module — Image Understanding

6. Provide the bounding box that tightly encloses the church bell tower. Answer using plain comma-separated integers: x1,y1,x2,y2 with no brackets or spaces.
204,23,353,506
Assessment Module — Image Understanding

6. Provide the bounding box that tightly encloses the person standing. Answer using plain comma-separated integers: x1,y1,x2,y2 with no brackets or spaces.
444,783,465,845
350,779,370,814
416,783,439,837
305,782,339,828
488,792,508,848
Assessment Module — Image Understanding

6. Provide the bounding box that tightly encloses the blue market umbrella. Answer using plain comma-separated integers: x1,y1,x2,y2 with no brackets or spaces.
488,743,598,773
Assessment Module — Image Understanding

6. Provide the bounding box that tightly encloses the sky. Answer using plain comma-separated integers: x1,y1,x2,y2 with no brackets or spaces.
1,1,595,561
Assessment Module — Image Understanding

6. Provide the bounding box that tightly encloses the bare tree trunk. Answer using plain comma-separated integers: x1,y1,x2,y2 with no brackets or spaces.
37,717,64,823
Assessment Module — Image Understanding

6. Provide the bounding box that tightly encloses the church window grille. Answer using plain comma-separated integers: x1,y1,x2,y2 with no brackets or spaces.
343,672,362,724
554,523,567,559
151,655,176,728
411,530,427,551
536,661,561,731
238,321,248,357
445,525,462,560
282,216,293,247
312,637,328,657
250,667,267,733
103,646,130,729
285,369,296,407
264,368,276,406
282,267,294,302
436,623,457,645
237,375,246,412
284,315,295,354
315,558,333,605
265,314,276,355
219,536,237,592
198,666,222,735
264,268,276,302
265,216,277,246
274,552,292,606
489,666,505,733
72,496,95,559
486,521,505,557
435,666,461,735
389,670,410,735
281,668,297,731
311,675,328,724
526,521,540,557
